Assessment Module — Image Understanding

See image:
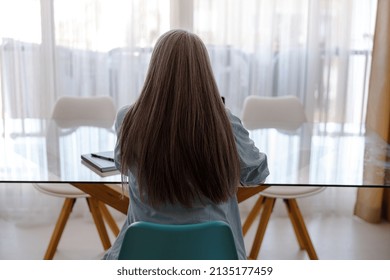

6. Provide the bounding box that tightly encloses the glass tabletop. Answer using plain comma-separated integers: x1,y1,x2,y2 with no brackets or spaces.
248,122,389,187
0,118,122,183
0,118,389,187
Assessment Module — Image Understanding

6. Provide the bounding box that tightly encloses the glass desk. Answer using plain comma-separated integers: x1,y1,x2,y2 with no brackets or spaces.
247,122,390,187
0,118,267,212
1,118,389,214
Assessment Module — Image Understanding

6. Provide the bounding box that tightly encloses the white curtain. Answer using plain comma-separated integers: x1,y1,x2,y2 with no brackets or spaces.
1,0,378,126
194,0,377,131
0,0,169,119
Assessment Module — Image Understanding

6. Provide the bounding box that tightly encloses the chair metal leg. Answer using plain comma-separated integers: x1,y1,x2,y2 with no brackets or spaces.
87,197,112,250
44,198,76,260
99,202,120,236
248,197,275,260
285,199,318,260
242,195,264,236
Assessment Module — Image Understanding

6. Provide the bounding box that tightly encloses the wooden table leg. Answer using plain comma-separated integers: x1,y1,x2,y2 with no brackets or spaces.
242,195,264,236
71,183,129,215
99,202,120,236
87,197,112,250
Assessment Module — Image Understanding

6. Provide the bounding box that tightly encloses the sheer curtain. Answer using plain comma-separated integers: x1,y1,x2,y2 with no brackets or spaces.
0,0,169,119
0,0,44,118
52,0,169,109
1,0,377,124
194,0,377,131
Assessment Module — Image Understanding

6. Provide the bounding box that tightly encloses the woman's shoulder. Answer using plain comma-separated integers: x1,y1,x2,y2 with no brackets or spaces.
225,108,244,128
115,104,132,131
117,105,131,117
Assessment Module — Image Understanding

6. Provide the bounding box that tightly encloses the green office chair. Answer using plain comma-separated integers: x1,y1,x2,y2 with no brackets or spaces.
118,221,239,260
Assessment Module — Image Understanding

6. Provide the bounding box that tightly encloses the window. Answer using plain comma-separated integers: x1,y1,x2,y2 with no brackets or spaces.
0,0,378,133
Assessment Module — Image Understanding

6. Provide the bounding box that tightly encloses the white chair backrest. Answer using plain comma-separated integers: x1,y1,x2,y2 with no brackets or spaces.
241,95,307,130
51,96,116,128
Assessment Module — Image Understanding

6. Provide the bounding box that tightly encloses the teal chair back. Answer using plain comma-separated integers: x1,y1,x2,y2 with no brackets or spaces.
118,221,239,260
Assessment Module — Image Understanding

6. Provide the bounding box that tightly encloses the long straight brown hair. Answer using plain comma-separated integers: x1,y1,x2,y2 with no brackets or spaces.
119,30,240,208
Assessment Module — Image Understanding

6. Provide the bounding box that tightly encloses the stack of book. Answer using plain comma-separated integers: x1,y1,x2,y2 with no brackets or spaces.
81,151,117,173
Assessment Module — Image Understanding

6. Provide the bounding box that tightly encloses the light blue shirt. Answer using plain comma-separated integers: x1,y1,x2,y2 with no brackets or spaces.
103,106,269,260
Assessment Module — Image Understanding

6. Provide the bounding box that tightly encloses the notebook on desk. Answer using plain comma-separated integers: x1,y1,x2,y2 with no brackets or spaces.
81,151,117,173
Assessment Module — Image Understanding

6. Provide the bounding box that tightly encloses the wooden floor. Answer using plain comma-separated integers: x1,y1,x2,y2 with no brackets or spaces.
1,184,390,260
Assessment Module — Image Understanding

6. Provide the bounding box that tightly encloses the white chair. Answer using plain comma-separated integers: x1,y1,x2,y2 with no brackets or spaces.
241,95,325,260
35,96,120,259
